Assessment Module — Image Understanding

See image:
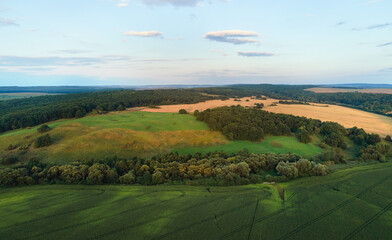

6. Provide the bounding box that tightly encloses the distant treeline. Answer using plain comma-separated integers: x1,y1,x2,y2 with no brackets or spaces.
196,106,392,162
195,84,392,115
0,150,329,187
0,89,220,133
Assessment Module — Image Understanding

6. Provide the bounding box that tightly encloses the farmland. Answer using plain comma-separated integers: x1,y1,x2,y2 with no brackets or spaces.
142,97,392,136
306,87,392,94
0,92,59,100
1,162,391,240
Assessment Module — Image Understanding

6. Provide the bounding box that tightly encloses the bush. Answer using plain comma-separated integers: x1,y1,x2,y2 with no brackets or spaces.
37,124,50,133
313,164,328,176
178,109,188,114
34,134,53,148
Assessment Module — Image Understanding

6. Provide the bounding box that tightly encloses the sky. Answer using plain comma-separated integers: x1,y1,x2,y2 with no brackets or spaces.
0,0,391,86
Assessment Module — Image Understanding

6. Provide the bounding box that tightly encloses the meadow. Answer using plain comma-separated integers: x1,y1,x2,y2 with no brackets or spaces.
1,162,391,239
0,111,322,164
174,136,322,157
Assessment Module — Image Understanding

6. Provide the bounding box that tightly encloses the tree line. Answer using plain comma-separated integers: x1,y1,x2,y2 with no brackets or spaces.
0,150,328,187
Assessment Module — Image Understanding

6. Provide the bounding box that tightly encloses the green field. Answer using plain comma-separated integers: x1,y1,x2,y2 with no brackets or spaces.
0,92,59,101
174,136,322,157
1,163,391,239
0,111,323,164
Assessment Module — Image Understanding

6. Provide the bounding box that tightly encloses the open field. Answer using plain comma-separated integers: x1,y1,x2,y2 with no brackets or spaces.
0,92,59,100
0,111,322,164
1,162,391,239
306,87,392,94
174,136,322,157
142,97,392,136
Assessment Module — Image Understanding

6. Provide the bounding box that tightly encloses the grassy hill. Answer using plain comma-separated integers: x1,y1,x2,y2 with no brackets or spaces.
0,111,323,165
1,162,391,239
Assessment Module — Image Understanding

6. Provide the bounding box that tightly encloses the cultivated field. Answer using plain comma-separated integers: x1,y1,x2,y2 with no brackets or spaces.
306,87,392,94
142,97,392,136
1,162,391,239
0,92,59,100
0,111,321,164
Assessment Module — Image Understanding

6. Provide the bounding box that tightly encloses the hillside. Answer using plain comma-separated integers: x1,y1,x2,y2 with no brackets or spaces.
0,111,322,165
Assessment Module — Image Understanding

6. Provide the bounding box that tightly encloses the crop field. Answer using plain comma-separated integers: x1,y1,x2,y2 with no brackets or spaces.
174,136,322,157
142,97,392,137
306,87,392,94
1,163,391,240
0,92,59,100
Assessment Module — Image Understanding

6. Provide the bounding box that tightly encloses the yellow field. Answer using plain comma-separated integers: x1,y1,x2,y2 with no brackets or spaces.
142,97,392,136
306,87,392,94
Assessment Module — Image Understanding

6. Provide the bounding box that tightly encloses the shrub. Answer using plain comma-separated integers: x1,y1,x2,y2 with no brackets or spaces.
34,134,53,148
178,109,188,114
313,164,328,176
37,124,50,133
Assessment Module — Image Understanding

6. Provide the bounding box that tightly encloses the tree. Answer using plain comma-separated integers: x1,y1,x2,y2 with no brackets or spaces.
296,129,311,143
276,161,298,179
34,134,53,148
179,109,188,114
313,164,328,176
119,171,136,184
37,124,50,133
385,135,392,142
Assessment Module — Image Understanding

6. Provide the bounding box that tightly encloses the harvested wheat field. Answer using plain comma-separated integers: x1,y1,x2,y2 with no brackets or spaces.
306,87,392,94
142,97,392,136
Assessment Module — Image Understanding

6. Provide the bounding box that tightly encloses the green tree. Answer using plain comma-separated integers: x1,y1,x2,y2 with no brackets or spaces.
34,134,53,148
37,124,50,133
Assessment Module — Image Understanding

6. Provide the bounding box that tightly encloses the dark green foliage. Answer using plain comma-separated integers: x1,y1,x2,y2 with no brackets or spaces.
34,134,53,148
0,151,325,187
178,109,188,114
196,106,321,141
1,156,19,165
37,124,50,133
254,103,264,109
296,129,311,143
385,135,392,142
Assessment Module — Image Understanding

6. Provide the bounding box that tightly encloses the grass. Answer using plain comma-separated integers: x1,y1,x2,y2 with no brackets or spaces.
173,136,323,157
1,162,392,239
0,112,324,164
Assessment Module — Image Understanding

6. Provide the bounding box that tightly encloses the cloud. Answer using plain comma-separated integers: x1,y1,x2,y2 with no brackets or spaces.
142,0,199,7
211,49,229,56
336,21,346,26
377,42,392,47
0,18,19,26
118,0,129,7
123,30,163,38
353,23,391,31
204,30,260,45
238,52,274,57
52,50,92,54
0,55,130,67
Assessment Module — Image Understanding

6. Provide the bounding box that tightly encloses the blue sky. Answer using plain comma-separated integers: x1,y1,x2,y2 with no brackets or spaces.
0,0,391,86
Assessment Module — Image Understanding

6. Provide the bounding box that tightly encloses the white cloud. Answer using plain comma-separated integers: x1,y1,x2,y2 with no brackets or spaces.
118,0,129,7
123,30,163,37
238,52,274,57
0,18,19,26
204,30,260,44
142,0,199,7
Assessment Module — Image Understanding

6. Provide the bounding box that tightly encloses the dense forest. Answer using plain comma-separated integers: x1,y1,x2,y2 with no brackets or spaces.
0,89,221,133
195,84,392,115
